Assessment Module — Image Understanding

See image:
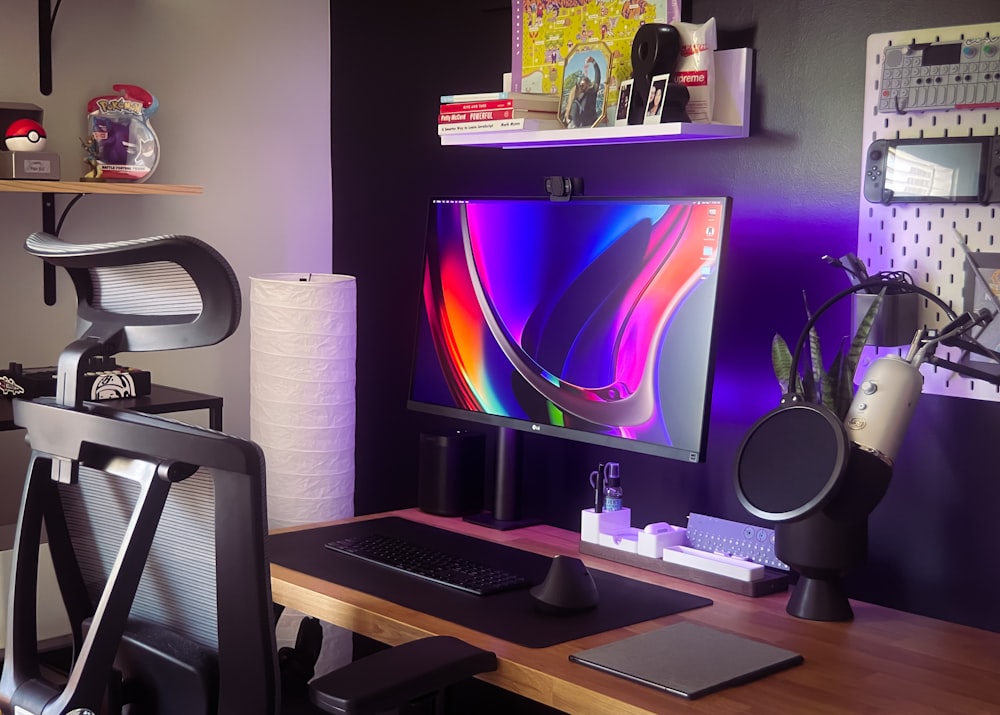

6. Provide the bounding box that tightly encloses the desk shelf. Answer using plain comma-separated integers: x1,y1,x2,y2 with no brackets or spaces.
0,181,202,195
440,48,752,149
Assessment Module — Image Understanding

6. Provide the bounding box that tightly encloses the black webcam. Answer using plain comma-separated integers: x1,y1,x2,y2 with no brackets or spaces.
544,176,584,201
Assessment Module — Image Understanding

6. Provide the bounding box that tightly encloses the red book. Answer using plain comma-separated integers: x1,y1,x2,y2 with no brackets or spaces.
439,92,560,113
439,99,516,112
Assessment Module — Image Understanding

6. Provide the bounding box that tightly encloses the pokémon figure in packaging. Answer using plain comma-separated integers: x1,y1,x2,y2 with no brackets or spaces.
82,84,159,182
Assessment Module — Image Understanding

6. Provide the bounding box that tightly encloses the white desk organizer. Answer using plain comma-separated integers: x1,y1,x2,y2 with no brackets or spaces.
579,508,790,597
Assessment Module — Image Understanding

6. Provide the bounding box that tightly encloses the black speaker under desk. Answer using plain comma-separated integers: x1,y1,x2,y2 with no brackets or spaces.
269,517,712,649
417,431,484,517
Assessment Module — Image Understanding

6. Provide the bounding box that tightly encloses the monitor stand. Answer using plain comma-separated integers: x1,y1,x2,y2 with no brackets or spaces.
463,427,540,531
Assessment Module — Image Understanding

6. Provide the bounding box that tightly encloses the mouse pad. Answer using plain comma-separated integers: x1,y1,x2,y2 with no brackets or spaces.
570,621,804,698
268,516,712,649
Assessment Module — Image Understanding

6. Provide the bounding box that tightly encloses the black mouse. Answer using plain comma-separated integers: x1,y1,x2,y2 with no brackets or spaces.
529,555,599,614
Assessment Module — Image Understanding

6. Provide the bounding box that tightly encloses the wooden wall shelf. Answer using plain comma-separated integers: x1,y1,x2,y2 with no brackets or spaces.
0,181,203,195
440,48,752,149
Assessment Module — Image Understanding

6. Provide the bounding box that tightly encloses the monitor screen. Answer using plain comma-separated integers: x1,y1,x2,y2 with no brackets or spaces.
407,196,731,464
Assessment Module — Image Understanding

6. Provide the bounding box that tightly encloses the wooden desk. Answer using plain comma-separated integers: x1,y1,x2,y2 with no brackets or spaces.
1,384,223,431
270,509,1000,714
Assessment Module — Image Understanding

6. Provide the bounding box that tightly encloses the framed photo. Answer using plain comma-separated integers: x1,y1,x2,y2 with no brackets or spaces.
614,79,634,126
643,73,670,125
558,42,612,129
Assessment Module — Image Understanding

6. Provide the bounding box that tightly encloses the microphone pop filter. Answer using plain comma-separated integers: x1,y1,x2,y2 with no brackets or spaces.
734,401,849,522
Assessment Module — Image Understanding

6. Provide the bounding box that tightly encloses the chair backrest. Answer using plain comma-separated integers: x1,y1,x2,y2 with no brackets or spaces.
0,234,280,715
23,232,241,410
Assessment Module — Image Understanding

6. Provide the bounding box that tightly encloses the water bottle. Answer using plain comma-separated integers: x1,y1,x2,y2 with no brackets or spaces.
603,462,623,511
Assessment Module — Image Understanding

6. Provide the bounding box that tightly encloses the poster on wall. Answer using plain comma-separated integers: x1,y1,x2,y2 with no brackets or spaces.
511,0,681,124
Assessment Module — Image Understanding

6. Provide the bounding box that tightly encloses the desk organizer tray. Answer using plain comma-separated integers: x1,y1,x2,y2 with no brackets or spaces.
579,540,789,597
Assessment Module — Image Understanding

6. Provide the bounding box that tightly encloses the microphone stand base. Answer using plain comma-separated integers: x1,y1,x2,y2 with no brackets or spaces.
786,574,854,622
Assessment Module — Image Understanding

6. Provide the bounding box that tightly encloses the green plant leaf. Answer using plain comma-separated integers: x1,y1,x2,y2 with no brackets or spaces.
829,344,854,418
800,357,819,403
771,334,792,394
808,325,825,405
800,291,826,406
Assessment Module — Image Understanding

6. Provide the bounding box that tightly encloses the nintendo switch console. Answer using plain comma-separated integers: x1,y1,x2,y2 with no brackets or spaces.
863,135,1000,204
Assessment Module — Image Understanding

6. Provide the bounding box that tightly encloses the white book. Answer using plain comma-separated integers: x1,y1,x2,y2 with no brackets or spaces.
437,117,563,135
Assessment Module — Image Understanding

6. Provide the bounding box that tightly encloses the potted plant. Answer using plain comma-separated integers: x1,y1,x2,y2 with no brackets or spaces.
770,289,885,418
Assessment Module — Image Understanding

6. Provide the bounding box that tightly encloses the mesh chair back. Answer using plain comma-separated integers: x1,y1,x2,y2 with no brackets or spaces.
1,233,280,715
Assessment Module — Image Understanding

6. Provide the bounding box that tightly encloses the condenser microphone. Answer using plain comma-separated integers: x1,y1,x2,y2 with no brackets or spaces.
843,355,923,467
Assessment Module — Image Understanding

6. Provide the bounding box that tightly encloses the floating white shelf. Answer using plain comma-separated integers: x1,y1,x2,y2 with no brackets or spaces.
440,48,752,149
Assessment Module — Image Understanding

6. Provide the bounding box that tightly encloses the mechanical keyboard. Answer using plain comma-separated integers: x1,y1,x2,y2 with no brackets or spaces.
324,532,531,596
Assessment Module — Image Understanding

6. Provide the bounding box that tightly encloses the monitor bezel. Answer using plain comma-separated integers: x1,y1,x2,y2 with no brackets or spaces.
406,194,732,464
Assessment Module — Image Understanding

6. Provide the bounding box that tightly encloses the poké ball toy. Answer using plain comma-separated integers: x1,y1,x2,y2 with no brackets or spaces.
5,119,47,152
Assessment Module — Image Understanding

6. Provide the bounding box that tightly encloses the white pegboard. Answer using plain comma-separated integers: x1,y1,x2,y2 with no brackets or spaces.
859,22,1000,403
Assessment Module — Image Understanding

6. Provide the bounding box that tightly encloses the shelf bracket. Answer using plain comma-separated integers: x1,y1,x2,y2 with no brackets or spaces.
38,0,54,96
41,193,56,304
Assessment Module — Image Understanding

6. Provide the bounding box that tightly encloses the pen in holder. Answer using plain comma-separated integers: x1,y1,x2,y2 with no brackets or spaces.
589,462,622,513
589,463,605,513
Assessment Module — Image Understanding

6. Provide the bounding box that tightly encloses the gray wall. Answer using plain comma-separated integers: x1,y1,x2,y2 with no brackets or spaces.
0,1,332,531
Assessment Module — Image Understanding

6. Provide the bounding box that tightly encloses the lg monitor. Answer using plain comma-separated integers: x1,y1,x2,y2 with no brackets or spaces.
408,195,731,526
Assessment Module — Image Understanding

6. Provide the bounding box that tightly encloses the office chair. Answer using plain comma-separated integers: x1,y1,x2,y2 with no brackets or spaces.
0,232,496,715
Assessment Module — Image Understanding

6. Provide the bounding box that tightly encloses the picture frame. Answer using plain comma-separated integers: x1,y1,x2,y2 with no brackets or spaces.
614,79,634,126
643,73,670,125
558,41,612,129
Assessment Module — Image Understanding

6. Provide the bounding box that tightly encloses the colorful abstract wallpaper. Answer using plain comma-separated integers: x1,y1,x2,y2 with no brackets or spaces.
408,197,730,462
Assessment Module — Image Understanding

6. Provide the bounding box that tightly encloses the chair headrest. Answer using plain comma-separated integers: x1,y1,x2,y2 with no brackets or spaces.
25,232,241,354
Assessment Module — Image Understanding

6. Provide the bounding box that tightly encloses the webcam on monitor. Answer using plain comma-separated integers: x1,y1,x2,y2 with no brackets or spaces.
544,176,584,201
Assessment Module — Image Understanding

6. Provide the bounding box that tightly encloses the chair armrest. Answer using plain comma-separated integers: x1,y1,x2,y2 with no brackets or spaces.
308,636,497,715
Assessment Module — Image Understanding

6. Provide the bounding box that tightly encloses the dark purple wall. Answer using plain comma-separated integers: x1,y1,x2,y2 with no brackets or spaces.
331,1,1000,631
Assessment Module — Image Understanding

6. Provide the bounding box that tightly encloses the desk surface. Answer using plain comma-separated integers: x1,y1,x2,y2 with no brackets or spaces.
270,509,1000,715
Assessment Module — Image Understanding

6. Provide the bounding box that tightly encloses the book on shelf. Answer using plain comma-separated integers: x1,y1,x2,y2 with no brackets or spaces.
438,108,556,123
439,91,560,111
437,116,563,135
441,99,515,113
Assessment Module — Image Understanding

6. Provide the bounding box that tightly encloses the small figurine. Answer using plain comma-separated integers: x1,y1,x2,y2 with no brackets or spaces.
82,84,159,182
4,118,47,152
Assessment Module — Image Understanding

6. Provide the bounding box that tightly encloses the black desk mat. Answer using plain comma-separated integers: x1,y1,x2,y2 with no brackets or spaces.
269,516,712,649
